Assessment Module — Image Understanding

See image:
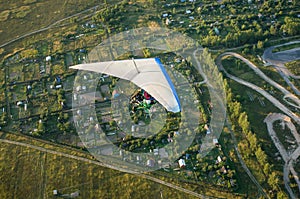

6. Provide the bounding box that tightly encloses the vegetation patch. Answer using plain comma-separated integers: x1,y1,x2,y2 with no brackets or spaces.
12,6,31,19
272,43,300,53
285,60,300,76
23,0,37,5
0,10,10,22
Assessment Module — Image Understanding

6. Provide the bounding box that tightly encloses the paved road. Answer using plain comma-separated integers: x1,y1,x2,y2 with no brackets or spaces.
217,52,300,198
216,53,300,125
264,113,300,199
0,138,217,199
262,41,300,96
218,52,300,109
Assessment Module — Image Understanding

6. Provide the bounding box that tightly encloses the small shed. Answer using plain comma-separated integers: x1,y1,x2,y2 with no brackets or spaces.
213,138,219,145
217,156,222,163
178,159,186,168
46,56,51,62
147,159,155,167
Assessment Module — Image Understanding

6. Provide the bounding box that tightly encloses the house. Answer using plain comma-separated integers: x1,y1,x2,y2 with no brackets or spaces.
53,190,58,195
258,13,262,18
162,13,168,18
55,85,62,89
46,56,51,62
214,27,220,35
220,166,227,174
206,128,211,135
166,18,171,25
76,86,81,92
217,156,222,163
186,10,192,14
213,138,219,145
131,125,136,132
154,148,159,156
204,124,209,130
178,159,186,168
147,159,155,167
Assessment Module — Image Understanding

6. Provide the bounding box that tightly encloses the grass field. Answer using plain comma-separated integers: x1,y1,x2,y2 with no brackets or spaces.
0,132,244,199
0,133,201,199
0,0,107,45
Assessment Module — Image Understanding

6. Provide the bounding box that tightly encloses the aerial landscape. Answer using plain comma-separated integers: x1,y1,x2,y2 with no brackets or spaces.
0,0,299,198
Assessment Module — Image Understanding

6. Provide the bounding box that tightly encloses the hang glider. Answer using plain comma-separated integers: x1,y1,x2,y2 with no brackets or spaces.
70,58,181,113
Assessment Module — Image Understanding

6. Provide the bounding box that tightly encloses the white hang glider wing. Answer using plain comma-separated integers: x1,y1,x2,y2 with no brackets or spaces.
70,58,181,113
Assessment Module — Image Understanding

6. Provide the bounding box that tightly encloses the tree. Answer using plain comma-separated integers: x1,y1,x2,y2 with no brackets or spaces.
255,146,267,166
268,172,279,190
238,112,250,133
37,121,45,134
247,132,258,151
238,140,251,158
263,163,271,176
270,25,276,35
281,17,300,35
142,48,151,58
0,112,7,124
276,191,288,199
257,41,264,49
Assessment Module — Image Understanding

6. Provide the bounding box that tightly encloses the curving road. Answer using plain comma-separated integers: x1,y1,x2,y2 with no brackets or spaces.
262,41,300,96
218,52,300,109
216,53,300,125
194,50,269,198
216,51,300,198
264,113,300,199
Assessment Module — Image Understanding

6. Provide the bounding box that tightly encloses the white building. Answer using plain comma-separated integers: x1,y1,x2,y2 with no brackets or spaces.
46,56,51,62
178,159,186,168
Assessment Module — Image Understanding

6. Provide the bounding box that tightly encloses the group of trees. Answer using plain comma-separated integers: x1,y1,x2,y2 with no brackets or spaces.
164,0,300,49
224,79,287,197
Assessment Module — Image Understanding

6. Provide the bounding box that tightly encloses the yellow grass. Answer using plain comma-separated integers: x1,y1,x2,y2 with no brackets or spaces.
0,10,10,22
